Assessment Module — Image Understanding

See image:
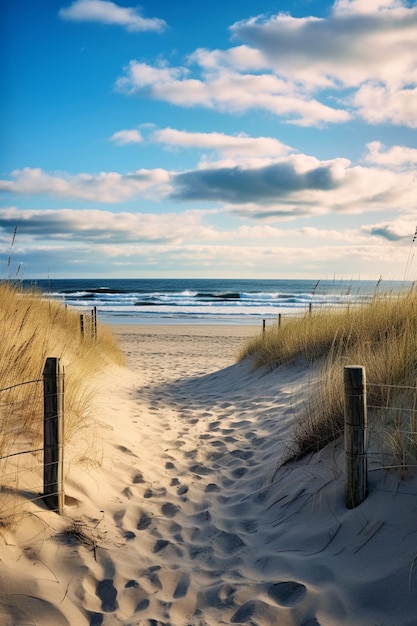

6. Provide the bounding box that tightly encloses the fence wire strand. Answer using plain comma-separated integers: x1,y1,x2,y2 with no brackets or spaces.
1,366,64,520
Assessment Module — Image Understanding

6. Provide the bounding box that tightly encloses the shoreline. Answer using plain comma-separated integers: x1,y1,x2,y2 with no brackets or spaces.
110,321,262,336
101,314,272,327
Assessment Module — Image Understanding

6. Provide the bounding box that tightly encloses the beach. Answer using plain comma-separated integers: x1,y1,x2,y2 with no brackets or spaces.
1,323,417,625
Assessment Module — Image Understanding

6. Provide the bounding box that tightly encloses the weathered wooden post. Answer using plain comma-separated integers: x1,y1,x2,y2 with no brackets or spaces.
43,357,64,513
93,306,97,340
309,302,312,316
262,319,266,334
278,313,282,328
344,365,367,509
80,314,85,338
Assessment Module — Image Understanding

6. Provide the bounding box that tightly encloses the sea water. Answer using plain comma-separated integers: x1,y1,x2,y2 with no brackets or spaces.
24,277,411,324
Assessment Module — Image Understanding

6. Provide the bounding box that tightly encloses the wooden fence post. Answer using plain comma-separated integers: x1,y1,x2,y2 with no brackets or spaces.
80,314,84,338
262,319,266,334
43,357,64,513
344,365,367,509
92,306,97,340
278,313,282,328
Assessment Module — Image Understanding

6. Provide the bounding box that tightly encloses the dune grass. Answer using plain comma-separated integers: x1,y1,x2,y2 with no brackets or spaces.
239,288,417,468
0,281,126,461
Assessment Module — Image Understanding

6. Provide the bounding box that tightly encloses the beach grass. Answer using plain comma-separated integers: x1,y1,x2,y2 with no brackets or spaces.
239,287,417,467
0,281,125,460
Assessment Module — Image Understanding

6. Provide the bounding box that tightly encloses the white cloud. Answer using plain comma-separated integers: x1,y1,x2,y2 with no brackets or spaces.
114,1,416,127
1,206,413,279
1,145,415,219
365,141,417,167
110,129,143,145
333,0,407,16
354,84,417,128
229,1,417,125
0,167,172,202
151,128,292,159
59,0,166,32
230,2,417,89
116,61,350,126
0,207,221,244
362,216,417,241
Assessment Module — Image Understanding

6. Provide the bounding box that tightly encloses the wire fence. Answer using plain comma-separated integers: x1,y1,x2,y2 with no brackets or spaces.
0,359,64,524
1,358,416,523
366,379,417,476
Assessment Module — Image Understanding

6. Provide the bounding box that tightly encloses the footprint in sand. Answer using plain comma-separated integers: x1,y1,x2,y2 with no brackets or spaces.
114,444,137,456
231,598,288,624
132,471,144,484
113,509,125,525
189,463,213,476
152,539,170,553
173,573,191,599
135,598,150,612
142,565,162,590
210,440,226,448
205,483,220,493
88,612,104,626
266,581,307,606
214,531,245,555
122,486,133,499
230,600,258,622
230,449,253,461
137,511,152,530
95,579,118,612
144,486,167,498
231,467,248,478
123,530,136,540
161,502,179,518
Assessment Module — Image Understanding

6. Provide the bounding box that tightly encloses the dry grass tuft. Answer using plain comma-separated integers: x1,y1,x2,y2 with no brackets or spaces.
0,282,126,521
239,288,417,467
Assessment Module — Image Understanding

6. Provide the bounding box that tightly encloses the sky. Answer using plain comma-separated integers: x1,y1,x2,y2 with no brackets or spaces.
1,0,417,280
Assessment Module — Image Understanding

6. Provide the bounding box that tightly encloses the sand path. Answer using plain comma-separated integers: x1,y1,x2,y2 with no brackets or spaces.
2,324,417,626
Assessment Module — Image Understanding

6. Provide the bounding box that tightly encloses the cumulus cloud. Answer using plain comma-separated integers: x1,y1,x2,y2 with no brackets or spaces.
110,129,143,145
0,207,220,244
59,0,166,32
114,0,417,126
1,206,413,279
362,217,417,242
365,141,417,167
151,128,292,160
115,61,350,126
230,1,417,87
0,167,172,202
172,160,343,204
1,147,416,220
354,84,417,128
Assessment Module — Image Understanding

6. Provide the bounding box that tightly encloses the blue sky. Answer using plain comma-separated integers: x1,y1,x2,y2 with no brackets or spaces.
1,0,416,279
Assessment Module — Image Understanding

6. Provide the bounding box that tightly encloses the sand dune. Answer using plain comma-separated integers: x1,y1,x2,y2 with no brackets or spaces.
1,324,417,625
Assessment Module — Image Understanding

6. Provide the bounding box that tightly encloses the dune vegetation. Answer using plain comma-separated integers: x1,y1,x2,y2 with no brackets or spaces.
0,281,125,462
239,287,417,470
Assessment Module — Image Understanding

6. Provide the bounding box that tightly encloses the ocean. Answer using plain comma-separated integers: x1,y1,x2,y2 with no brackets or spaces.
21,277,412,325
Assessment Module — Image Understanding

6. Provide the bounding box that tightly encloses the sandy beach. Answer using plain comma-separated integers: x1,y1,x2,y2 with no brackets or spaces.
1,323,417,626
